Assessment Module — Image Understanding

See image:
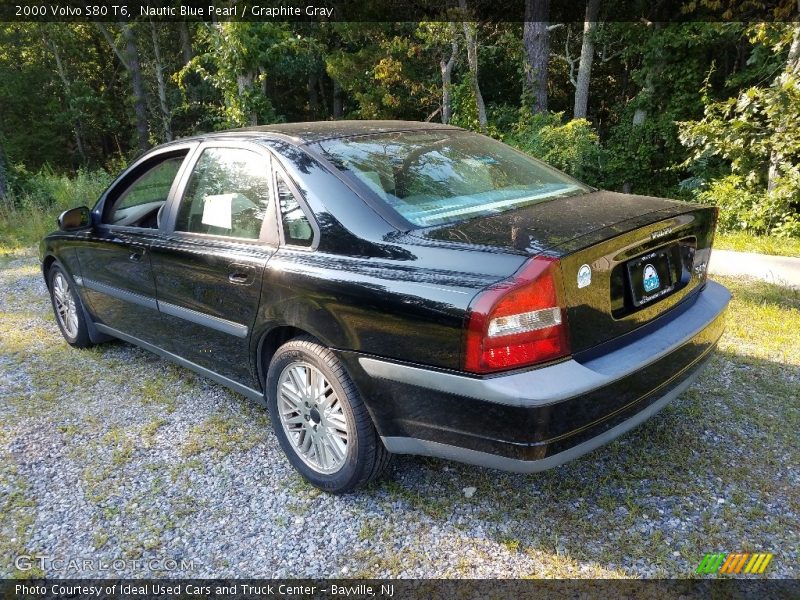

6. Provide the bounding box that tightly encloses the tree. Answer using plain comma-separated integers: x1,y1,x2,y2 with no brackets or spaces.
177,23,284,127
767,19,800,193
417,22,459,123
0,142,7,200
97,23,150,152
523,0,550,114
679,22,800,235
178,22,194,64
459,0,488,131
149,22,173,142
47,33,88,164
573,0,601,119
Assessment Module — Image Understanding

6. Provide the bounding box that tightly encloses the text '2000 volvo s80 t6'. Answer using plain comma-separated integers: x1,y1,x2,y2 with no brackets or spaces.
40,120,730,493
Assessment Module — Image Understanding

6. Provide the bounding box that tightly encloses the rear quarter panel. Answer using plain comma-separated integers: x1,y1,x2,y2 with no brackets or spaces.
253,245,525,371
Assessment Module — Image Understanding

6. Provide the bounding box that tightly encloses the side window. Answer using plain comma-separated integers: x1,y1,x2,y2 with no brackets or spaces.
276,172,313,247
175,147,271,240
106,155,185,227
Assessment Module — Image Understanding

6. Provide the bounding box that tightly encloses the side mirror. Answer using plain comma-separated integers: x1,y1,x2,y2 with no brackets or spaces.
57,206,92,231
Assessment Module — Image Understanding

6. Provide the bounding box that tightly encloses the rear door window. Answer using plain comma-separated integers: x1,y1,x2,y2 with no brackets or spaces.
174,147,272,240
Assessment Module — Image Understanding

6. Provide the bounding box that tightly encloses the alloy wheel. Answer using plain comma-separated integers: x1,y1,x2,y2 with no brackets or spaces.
276,361,350,474
52,272,79,339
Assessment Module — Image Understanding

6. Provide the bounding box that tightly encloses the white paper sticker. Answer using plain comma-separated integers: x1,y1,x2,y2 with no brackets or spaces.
201,194,234,230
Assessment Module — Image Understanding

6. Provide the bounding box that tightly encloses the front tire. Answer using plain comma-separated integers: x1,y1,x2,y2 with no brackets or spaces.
266,336,391,493
48,265,92,348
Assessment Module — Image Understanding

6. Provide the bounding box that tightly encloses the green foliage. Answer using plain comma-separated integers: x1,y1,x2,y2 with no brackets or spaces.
176,23,292,128
679,24,800,237
0,169,112,251
1,20,798,241
326,23,437,120
509,112,603,184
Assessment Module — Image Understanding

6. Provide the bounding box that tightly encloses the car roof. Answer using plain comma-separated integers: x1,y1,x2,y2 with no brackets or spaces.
164,120,463,147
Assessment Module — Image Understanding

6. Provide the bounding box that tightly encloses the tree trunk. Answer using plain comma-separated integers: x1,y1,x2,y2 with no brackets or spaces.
318,76,328,116
459,0,488,131
150,22,173,142
622,69,653,194
121,24,150,153
767,20,800,193
440,27,458,125
237,71,257,126
308,73,320,117
573,0,601,119
0,144,7,200
49,39,88,164
523,0,550,115
333,79,343,118
178,22,194,64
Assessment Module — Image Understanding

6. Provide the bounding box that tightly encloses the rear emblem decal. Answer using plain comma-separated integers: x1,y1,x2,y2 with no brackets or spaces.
577,264,592,288
643,264,660,293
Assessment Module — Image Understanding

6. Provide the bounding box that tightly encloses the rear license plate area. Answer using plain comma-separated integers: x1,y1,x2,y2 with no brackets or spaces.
626,248,676,308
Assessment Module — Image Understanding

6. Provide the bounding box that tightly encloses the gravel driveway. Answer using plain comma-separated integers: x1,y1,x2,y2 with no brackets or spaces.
1,251,798,578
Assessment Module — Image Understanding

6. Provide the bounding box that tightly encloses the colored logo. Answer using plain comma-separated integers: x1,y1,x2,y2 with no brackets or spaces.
643,263,660,293
577,264,592,288
696,553,773,575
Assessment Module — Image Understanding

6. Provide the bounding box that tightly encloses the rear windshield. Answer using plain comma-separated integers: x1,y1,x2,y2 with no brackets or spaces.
314,130,590,227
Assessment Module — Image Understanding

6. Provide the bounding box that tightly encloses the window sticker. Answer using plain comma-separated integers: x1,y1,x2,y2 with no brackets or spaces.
201,194,234,229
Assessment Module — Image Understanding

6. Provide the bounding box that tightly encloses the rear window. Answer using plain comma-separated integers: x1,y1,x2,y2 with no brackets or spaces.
314,130,589,227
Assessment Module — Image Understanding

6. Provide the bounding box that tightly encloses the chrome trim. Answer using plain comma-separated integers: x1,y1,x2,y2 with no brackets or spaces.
94,324,263,402
381,364,704,473
359,280,730,408
81,278,249,338
157,300,249,338
82,277,158,311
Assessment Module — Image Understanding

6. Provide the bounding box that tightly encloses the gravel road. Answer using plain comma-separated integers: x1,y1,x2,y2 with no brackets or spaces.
1,251,798,579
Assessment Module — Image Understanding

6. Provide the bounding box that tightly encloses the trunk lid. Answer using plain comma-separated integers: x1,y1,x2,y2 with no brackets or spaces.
410,191,717,354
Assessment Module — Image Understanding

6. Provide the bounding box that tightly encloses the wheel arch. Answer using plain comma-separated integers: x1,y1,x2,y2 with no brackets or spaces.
42,254,58,287
256,325,322,390
44,255,112,344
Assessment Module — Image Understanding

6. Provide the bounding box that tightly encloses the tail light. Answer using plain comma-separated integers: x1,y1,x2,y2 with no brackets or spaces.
464,256,570,374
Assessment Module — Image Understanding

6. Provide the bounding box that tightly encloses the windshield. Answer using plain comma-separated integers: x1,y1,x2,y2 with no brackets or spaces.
314,130,590,227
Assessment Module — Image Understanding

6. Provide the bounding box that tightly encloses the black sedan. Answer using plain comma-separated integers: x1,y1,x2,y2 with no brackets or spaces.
40,121,730,492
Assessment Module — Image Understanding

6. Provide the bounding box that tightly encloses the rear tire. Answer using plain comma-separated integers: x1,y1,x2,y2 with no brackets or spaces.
266,335,391,493
48,265,92,348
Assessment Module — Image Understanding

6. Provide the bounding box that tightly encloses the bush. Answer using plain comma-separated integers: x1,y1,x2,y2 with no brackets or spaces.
0,168,112,252
694,173,800,237
508,111,604,185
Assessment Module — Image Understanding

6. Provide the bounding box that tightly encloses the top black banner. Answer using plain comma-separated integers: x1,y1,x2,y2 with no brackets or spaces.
2,0,800,23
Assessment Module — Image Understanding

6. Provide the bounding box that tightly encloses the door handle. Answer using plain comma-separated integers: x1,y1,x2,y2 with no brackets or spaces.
129,246,146,262
228,271,251,284
227,263,254,285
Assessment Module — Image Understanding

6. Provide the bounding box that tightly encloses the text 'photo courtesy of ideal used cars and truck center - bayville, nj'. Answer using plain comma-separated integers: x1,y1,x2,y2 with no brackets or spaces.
1,0,799,598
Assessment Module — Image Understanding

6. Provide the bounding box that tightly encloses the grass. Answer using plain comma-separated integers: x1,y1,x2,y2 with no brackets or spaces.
180,414,265,458
0,169,111,254
715,231,800,257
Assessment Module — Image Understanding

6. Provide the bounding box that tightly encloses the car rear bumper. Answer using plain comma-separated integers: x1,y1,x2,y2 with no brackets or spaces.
339,280,730,472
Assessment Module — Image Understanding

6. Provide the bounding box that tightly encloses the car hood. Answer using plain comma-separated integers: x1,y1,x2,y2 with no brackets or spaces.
407,190,693,256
